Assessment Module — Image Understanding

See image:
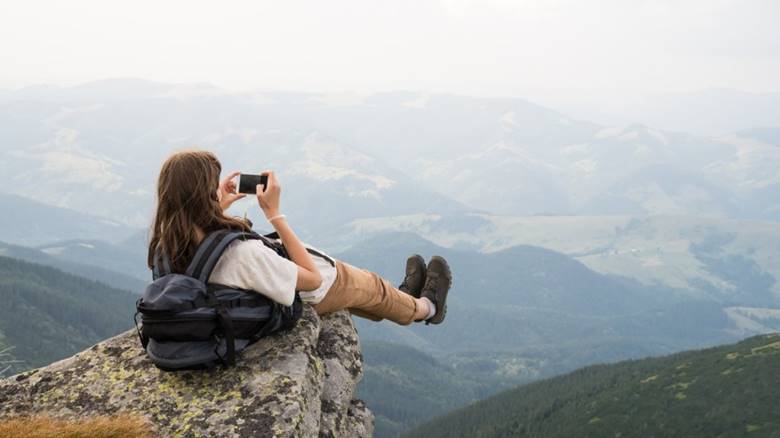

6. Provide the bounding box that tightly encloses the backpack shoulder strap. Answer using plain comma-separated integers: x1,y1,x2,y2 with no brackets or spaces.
184,229,230,278
186,230,261,283
260,231,335,267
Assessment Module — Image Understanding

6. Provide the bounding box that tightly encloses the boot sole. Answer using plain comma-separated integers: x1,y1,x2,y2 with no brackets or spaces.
425,255,452,325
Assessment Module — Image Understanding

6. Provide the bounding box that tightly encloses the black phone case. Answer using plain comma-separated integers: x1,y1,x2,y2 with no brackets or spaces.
238,174,268,194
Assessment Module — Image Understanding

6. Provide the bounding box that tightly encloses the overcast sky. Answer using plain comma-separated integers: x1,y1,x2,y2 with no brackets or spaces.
0,0,778,102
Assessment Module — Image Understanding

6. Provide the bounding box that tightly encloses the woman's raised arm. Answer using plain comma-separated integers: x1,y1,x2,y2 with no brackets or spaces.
255,171,323,292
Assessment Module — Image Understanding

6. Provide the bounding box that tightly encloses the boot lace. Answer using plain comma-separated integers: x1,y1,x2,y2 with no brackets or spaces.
423,272,440,295
400,266,420,291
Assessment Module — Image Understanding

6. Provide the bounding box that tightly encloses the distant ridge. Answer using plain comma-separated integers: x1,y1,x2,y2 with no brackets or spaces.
2,79,779,226
0,193,138,246
0,240,146,293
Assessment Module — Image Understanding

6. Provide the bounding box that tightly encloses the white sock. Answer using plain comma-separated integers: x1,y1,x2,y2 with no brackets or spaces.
421,297,436,319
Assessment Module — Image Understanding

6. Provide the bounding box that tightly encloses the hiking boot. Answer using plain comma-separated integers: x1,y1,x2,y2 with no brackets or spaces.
399,254,426,298
420,255,452,325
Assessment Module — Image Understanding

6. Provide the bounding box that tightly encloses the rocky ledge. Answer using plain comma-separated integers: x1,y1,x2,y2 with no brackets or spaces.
0,308,373,437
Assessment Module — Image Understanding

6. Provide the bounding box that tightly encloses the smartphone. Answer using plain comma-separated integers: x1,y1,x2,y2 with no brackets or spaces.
237,173,268,194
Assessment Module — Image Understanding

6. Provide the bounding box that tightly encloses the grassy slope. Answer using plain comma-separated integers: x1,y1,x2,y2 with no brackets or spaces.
406,334,780,438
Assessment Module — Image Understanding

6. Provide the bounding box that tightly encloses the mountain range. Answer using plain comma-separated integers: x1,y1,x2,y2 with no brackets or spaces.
1,78,779,437
0,225,757,437
1,79,779,238
333,232,772,436
555,88,780,137
338,214,780,312
0,206,778,436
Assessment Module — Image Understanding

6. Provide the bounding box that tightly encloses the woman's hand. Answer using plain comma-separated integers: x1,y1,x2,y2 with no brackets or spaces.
218,171,246,210
256,170,281,218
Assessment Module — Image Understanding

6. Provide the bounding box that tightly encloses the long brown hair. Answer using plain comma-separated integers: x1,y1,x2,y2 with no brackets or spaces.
147,149,251,273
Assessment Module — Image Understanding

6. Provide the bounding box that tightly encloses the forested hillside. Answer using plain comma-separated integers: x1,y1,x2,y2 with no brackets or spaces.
359,341,522,437
407,334,780,437
0,256,137,374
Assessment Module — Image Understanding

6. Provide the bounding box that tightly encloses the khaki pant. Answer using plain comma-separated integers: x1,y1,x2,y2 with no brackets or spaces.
312,261,418,325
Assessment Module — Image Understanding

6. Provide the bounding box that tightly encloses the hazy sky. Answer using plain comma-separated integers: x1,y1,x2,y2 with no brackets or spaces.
1,0,778,102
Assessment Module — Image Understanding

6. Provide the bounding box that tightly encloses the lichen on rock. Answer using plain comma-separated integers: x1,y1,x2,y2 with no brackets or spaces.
0,307,373,437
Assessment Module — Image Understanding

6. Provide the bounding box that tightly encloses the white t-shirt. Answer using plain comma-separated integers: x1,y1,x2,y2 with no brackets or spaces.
209,239,338,306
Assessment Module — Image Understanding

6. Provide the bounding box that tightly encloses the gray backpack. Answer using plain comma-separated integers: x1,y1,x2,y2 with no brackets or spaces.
135,229,305,370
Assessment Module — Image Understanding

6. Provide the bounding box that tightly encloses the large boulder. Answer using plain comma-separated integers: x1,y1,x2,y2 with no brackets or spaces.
0,308,373,437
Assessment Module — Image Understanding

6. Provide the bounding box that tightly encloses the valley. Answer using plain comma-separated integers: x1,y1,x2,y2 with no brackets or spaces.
0,79,778,437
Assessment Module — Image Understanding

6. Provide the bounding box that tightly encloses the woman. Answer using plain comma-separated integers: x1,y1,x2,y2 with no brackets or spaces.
147,150,451,326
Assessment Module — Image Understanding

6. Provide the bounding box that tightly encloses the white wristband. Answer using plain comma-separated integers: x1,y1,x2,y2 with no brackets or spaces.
267,213,287,223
